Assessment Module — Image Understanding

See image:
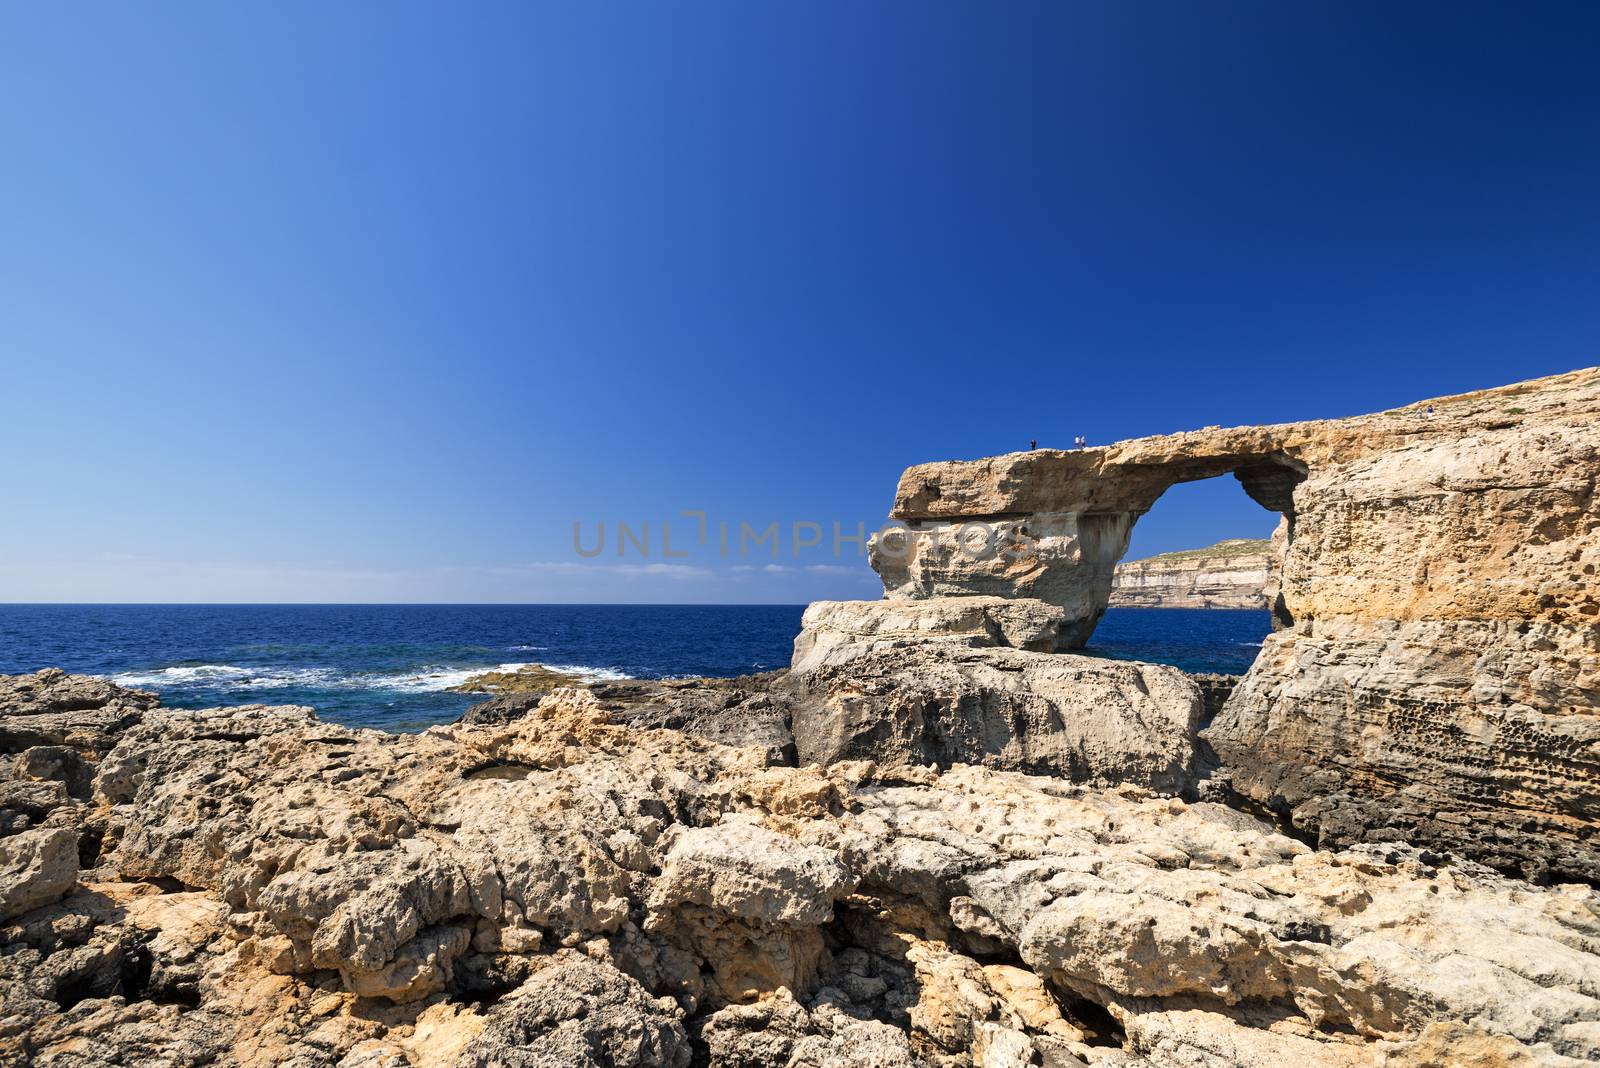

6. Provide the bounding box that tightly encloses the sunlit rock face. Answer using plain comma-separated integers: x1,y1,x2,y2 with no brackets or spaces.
1110,537,1273,609
5,671,1598,1066
789,596,1066,674
869,439,1306,647
864,367,1600,881
869,511,1138,648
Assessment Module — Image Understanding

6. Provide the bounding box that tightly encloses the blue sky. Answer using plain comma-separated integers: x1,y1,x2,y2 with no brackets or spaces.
1,2,1596,603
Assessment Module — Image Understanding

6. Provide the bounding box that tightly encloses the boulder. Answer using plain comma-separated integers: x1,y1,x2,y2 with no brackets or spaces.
457,955,691,1068
789,643,1205,794
790,596,1065,673
0,826,78,921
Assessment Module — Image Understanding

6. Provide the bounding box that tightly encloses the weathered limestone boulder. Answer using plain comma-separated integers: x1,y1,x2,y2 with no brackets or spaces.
870,367,1600,881
0,668,158,757
700,987,924,1067
790,596,1065,673
646,818,855,1002
650,819,853,928
789,643,1206,794
456,955,692,1068
0,826,78,921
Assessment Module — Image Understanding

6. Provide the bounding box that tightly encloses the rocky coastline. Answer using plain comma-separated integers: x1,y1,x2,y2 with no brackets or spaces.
3,368,1598,1066
1108,539,1271,609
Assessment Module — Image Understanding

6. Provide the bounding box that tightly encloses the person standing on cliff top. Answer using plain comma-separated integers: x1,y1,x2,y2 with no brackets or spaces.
1029,439,1037,450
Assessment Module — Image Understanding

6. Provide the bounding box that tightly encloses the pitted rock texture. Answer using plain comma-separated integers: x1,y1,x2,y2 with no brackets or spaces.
790,598,1065,674
0,827,79,922
454,954,692,1067
788,644,1206,794
3,672,1597,1066
870,510,1140,649
869,367,1600,882
461,673,796,761
0,669,159,747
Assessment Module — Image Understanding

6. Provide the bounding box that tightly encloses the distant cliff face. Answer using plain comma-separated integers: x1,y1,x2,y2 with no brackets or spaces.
1109,538,1271,609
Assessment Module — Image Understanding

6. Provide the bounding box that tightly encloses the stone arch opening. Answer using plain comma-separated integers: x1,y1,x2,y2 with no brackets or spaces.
1111,452,1307,634
872,449,1308,651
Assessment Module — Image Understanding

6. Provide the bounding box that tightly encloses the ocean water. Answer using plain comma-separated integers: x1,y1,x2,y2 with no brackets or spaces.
0,604,1272,731
1085,607,1273,676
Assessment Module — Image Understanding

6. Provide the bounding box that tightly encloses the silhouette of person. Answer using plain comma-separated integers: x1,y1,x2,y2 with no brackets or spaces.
1029,439,1037,450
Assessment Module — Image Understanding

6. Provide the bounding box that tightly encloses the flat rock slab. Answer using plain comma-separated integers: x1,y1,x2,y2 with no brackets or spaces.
791,596,1066,673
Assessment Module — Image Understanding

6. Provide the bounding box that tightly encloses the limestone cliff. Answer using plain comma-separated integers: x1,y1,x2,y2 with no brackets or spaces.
1109,538,1271,609
867,367,1600,883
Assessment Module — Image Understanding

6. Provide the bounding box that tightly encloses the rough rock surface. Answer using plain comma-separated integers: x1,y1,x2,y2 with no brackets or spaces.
791,597,1065,674
460,673,795,759
455,954,692,1067
0,826,79,922
789,644,1206,794
870,510,1135,649
1109,538,1271,609
870,367,1600,882
6,669,1593,1066
594,674,797,758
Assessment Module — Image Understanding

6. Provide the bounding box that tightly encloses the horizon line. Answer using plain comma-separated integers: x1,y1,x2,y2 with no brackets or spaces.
0,601,818,608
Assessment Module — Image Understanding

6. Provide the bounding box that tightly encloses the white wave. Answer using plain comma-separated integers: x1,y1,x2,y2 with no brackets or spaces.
109,664,340,689
429,661,634,691
542,663,632,682
109,659,633,695
361,667,487,693
358,661,632,693
508,645,548,651
111,664,252,686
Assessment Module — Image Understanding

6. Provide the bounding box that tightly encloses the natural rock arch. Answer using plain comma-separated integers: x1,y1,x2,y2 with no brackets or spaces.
864,367,1600,883
870,448,1307,648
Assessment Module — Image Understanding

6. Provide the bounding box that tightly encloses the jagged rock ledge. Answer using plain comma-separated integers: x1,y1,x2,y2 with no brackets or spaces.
3,668,1598,1066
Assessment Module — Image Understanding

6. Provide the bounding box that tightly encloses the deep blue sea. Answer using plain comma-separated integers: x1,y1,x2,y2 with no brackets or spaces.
0,604,1271,732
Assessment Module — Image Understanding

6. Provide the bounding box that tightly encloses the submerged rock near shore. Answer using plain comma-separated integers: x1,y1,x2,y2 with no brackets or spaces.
3,368,1598,1066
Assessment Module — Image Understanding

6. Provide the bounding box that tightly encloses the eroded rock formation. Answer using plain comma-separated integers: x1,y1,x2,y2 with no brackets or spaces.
3,669,1597,1066
5,369,1599,1066
787,644,1205,793
861,367,1600,884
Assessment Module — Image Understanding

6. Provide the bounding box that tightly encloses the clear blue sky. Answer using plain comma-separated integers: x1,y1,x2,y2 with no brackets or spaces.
2,2,1596,603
